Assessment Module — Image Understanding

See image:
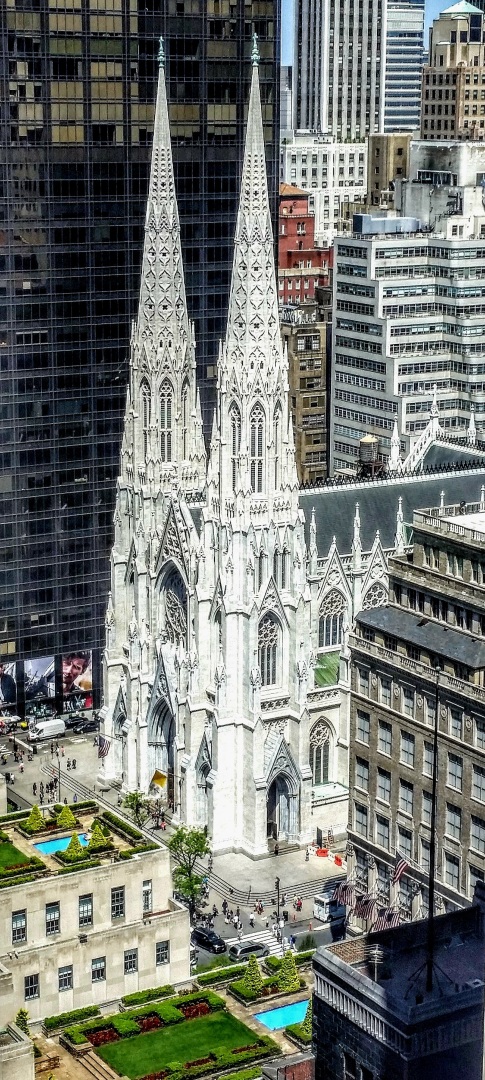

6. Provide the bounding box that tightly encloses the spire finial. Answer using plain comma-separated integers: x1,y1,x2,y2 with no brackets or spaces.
251,32,260,65
158,36,165,69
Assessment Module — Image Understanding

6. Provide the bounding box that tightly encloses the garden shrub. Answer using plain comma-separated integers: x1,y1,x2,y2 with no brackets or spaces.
88,823,112,852
91,817,111,837
56,805,77,829
44,1005,100,1031
277,951,300,993
25,805,44,834
242,954,262,997
118,843,158,859
15,1008,29,1034
301,999,312,1037
197,963,247,986
0,873,38,889
101,810,144,840
121,985,173,1006
285,1022,312,1045
230,976,278,1002
58,859,100,875
298,933,316,952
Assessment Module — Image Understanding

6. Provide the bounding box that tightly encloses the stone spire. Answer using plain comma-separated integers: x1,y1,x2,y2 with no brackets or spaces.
209,44,299,516
394,496,405,555
430,383,442,439
352,503,362,572
388,418,402,473
119,38,205,495
468,406,477,447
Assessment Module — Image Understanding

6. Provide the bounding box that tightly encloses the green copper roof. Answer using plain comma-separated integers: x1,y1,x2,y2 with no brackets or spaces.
441,1,483,15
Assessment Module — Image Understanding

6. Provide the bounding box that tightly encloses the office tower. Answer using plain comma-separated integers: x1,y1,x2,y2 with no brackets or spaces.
280,64,293,136
280,133,367,243
294,0,423,139
367,133,412,209
422,2,485,140
0,0,279,716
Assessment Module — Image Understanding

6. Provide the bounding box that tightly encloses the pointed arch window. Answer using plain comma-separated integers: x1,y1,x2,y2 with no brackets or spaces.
160,380,173,463
273,403,282,488
141,381,151,460
258,612,280,686
163,566,187,647
319,590,346,648
181,380,189,461
310,719,331,785
250,403,264,493
229,403,241,493
273,549,289,590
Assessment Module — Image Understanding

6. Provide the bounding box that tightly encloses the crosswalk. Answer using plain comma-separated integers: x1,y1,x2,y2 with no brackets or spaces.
225,928,292,957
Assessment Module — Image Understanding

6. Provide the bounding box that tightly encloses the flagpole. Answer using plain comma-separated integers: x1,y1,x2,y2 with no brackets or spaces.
426,664,440,994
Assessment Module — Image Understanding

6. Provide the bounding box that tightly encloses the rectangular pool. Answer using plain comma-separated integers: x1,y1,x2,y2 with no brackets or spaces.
254,999,309,1030
34,833,89,856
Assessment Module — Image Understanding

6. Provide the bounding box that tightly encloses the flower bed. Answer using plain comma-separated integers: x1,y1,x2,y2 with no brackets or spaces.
137,1014,163,1033
264,950,314,974
178,1001,211,1020
64,992,224,1047
87,1027,120,1048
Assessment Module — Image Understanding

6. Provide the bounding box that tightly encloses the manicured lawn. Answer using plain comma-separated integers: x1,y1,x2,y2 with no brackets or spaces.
0,841,29,868
97,1010,259,1079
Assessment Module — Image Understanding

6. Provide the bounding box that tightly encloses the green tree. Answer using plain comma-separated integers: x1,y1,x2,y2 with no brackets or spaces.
277,949,300,993
25,805,44,833
168,825,210,919
242,953,263,997
123,790,150,827
301,998,313,1038
15,1008,29,1035
64,833,85,861
88,822,110,851
56,805,76,829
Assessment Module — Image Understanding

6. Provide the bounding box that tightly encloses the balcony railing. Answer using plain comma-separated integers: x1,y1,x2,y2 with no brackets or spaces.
350,633,485,705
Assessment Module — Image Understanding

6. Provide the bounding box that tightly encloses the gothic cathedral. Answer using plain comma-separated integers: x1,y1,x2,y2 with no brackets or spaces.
101,42,347,856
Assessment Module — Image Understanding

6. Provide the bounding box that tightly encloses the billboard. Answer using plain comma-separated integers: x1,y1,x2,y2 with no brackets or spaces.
62,651,93,713
0,661,17,708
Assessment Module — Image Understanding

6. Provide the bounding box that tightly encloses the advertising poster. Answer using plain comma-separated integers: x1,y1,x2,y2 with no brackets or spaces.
0,661,17,709
62,651,93,713
24,657,56,719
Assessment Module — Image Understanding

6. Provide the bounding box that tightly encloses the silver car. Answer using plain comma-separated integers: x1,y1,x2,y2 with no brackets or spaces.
228,941,269,961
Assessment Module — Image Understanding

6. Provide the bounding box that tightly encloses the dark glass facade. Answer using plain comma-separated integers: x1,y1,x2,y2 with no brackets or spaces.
0,0,279,706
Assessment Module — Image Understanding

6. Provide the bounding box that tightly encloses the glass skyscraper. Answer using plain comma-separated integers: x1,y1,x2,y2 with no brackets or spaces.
0,0,279,717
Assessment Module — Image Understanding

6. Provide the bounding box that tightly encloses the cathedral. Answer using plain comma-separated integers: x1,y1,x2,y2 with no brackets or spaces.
101,38,485,856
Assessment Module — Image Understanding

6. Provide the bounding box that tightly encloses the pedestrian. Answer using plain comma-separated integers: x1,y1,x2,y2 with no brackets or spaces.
40,781,44,795
39,792,43,804
265,916,270,929
236,905,240,919
93,736,98,747
20,762,24,774
32,782,37,797
64,796,68,805
249,912,255,927
67,759,71,770
237,927,242,941
274,842,279,856
305,847,310,862
233,914,238,929
222,899,228,915
73,793,78,804
61,746,65,757
55,741,59,752
50,742,54,756
72,758,76,769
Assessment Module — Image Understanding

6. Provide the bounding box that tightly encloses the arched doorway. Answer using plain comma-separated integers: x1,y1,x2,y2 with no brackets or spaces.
148,704,175,807
196,762,210,825
267,774,291,840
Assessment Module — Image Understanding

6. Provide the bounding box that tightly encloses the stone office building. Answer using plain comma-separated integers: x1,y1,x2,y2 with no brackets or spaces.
347,495,485,923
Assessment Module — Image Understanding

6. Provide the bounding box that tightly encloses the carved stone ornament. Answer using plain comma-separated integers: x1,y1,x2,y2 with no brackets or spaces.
394,686,400,698
466,717,472,731
371,675,377,688
417,696,423,707
440,706,447,719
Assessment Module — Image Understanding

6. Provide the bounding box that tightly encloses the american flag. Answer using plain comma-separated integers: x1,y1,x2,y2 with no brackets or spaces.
332,880,355,905
392,852,409,885
353,894,379,921
372,907,401,932
98,734,111,759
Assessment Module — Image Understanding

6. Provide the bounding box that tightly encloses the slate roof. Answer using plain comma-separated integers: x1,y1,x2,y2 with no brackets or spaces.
422,443,485,469
299,465,485,556
356,605,485,668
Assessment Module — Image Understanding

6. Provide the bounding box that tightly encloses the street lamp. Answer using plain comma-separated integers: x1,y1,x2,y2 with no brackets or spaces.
275,876,280,921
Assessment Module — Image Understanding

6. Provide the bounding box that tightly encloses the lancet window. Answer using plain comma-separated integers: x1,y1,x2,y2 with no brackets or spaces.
258,612,279,686
160,380,173,463
230,403,241,493
310,719,331,784
141,381,150,460
319,590,346,648
250,403,264,493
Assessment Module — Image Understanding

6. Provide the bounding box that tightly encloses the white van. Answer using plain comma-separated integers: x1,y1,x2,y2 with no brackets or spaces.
28,718,66,742
313,892,346,924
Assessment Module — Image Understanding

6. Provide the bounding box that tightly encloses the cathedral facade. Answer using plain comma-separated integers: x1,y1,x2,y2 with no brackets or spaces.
101,41,394,856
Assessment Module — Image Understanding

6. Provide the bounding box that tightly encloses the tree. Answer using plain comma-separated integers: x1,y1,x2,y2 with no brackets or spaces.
277,949,300,993
15,1008,29,1035
168,825,210,919
88,822,110,851
242,953,263,997
64,833,85,861
56,805,76,829
25,804,44,833
123,790,150,827
301,998,313,1038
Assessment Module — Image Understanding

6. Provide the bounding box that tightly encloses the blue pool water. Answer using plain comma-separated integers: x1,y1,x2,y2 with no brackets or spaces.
34,834,89,855
254,999,309,1030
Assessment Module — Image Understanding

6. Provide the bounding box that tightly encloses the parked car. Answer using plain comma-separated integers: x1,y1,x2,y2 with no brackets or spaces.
0,715,22,734
64,713,86,729
72,718,99,735
190,927,226,954
228,941,269,961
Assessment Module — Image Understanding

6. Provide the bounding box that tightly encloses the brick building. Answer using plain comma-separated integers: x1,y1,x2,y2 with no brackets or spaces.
278,184,330,307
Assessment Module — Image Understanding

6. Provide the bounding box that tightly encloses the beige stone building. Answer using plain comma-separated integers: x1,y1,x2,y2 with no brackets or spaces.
367,133,412,210
0,1024,34,1080
422,1,485,141
280,303,329,485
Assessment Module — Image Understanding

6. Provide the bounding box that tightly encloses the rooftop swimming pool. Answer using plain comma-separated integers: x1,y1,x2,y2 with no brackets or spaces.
34,834,89,856
254,999,309,1030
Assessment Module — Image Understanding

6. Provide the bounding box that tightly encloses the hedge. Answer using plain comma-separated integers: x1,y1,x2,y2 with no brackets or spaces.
265,949,314,973
215,1068,262,1080
44,1005,100,1032
197,963,247,986
230,976,279,1002
52,801,97,813
101,810,144,841
57,859,101,875
65,991,225,1045
118,842,158,859
121,983,173,1006
0,873,39,889
164,1036,277,1080
0,810,30,823
285,1022,312,1044
0,855,44,876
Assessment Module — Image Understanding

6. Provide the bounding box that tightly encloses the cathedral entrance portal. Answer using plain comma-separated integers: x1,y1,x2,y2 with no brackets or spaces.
148,705,175,806
266,774,291,840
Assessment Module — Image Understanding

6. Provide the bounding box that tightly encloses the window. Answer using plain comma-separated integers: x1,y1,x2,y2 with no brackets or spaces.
111,886,125,920
229,403,241,493
446,803,461,840
425,697,436,727
444,851,460,890
310,720,330,784
141,380,150,460
470,864,484,895
160,380,173,463
380,676,391,706
12,909,26,944
376,814,390,850
46,902,60,936
181,381,188,460
250,403,264,493
403,688,414,717
143,879,152,914
471,815,485,853
91,957,106,982
344,1054,357,1080
355,757,369,792
58,965,73,992
319,591,346,648
124,948,138,974
357,667,369,695
422,790,433,826
400,731,415,769
397,826,412,860
355,802,368,837
450,707,463,740
475,718,485,749
79,894,93,927
24,973,39,1000
448,753,463,792
423,741,434,777
258,613,279,687
156,940,170,965
377,769,391,802
378,721,392,756
421,837,430,873
357,710,370,745
473,764,485,801
399,780,414,815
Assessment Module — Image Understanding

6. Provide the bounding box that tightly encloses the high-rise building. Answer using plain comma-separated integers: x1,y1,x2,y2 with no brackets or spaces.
280,133,367,244
421,1,485,141
0,1,279,718
293,0,424,139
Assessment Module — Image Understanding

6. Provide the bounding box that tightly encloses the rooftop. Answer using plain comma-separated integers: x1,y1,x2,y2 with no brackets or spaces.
356,604,485,668
441,0,483,15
